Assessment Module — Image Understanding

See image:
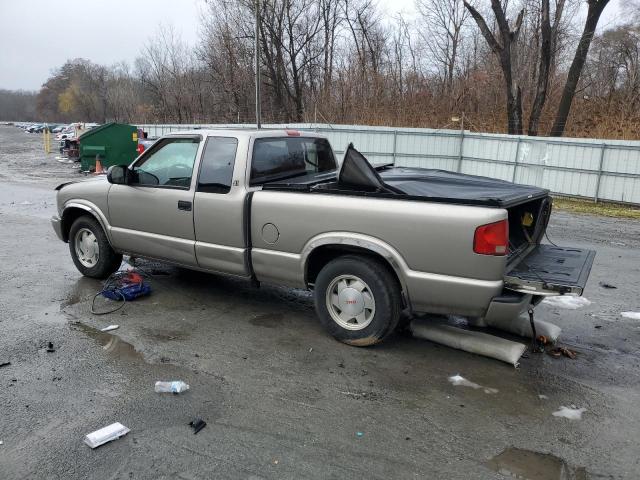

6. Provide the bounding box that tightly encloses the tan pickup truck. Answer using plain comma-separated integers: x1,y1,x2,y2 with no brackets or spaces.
52,129,595,346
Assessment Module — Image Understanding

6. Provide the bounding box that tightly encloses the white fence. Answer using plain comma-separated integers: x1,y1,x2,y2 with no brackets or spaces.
137,123,640,205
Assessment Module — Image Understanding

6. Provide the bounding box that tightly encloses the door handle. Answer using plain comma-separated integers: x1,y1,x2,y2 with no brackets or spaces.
178,200,192,211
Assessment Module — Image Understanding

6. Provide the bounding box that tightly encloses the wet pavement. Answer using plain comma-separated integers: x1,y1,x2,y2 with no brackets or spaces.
1,125,639,479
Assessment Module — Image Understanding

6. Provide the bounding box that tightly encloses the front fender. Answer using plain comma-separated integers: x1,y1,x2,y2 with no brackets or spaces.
61,200,113,244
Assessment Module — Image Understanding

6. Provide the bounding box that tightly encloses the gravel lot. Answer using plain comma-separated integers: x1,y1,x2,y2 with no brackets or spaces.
1,125,639,479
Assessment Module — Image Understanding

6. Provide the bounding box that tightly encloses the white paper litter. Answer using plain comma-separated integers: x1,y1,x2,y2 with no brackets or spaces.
621,312,640,320
543,296,591,310
538,394,548,400
100,325,119,332
448,375,498,394
552,406,586,420
84,422,130,448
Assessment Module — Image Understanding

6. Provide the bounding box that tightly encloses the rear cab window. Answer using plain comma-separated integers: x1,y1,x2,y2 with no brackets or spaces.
250,137,336,186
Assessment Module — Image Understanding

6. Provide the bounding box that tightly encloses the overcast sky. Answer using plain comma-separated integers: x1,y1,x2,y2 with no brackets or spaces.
0,0,623,91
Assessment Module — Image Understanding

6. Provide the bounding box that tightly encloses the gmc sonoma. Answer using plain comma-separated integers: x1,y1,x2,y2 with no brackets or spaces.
52,129,595,346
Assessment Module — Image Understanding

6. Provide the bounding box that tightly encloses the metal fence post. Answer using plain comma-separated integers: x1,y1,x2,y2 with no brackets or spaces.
456,127,464,173
392,129,398,164
512,137,522,182
594,143,606,203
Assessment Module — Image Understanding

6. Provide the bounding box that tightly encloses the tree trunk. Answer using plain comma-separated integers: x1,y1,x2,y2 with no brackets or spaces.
528,0,551,136
550,0,609,136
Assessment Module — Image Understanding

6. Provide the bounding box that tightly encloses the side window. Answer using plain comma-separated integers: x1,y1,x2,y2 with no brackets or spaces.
250,137,336,185
197,137,239,193
132,138,200,188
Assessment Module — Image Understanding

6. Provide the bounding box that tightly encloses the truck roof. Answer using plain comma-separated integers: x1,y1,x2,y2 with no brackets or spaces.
166,128,328,139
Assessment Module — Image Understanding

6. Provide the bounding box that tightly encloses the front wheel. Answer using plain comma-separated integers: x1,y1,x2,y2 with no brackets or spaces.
314,255,402,346
68,215,122,279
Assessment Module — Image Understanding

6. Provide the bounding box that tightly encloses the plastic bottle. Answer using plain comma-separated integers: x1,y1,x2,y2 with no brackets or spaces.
154,380,189,393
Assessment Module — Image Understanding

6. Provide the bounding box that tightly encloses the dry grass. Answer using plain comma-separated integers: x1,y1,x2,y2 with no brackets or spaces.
552,196,640,219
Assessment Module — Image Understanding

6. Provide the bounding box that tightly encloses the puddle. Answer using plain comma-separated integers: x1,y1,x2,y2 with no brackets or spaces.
250,312,285,328
486,448,587,480
75,323,146,363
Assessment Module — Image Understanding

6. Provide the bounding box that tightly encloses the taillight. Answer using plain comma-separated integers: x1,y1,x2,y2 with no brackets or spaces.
137,144,145,155
474,219,508,256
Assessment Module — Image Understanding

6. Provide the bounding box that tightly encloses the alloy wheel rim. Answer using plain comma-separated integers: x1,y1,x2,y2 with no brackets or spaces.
74,228,99,268
325,274,376,330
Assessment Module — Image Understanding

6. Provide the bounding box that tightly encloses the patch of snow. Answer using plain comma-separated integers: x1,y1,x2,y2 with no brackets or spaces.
448,374,481,389
552,406,586,420
448,374,498,394
538,394,548,399
621,312,640,320
542,296,591,310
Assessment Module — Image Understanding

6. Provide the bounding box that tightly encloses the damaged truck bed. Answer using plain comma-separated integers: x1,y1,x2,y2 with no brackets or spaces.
52,132,595,346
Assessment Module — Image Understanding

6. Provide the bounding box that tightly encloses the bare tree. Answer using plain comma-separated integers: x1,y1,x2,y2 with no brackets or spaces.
464,0,525,134
550,0,610,136
417,0,470,93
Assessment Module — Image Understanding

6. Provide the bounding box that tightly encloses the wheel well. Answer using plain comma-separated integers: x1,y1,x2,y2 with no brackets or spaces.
306,245,404,298
61,208,96,242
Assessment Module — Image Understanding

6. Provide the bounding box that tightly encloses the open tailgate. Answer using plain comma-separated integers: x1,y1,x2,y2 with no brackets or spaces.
504,245,596,295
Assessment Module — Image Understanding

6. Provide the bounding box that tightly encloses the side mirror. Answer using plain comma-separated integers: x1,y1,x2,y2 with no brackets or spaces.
107,165,130,185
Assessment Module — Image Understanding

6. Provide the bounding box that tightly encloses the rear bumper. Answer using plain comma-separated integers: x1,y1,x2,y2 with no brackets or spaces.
51,215,64,241
483,291,541,325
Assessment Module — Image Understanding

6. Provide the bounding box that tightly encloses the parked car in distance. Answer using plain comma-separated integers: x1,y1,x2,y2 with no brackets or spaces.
51,130,595,346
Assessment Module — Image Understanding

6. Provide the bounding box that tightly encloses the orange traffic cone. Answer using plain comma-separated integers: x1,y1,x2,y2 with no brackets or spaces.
94,155,104,174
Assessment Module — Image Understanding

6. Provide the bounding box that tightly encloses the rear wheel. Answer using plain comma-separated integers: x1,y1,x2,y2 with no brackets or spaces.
314,255,402,346
68,215,122,279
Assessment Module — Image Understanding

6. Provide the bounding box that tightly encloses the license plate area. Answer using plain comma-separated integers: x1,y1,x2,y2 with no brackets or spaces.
504,245,595,295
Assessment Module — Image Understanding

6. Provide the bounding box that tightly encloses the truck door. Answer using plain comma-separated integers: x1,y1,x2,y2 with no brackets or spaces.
108,136,200,266
193,136,249,276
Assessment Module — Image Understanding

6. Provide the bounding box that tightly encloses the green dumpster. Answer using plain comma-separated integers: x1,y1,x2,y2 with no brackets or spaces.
79,123,139,172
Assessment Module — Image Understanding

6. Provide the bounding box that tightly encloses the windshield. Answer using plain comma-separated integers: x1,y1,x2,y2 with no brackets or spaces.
250,137,336,185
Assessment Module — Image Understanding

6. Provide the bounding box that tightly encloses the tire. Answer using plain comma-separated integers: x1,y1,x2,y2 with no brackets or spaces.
68,215,122,279
314,255,402,346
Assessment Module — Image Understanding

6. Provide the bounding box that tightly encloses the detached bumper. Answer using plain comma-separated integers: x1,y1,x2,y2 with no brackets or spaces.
51,215,64,241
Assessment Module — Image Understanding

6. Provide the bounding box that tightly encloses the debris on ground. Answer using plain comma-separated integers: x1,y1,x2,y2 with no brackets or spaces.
189,418,206,434
484,314,561,343
100,325,119,332
538,394,548,399
0,361,10,368
91,271,151,315
411,320,525,366
552,406,586,420
548,346,577,359
448,374,499,394
46,342,55,353
620,311,640,320
599,282,617,289
542,296,591,310
155,380,189,393
84,422,130,448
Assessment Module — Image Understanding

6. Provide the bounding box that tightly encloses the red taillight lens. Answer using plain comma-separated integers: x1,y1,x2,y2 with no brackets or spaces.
285,129,301,136
474,220,509,256
137,144,145,155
